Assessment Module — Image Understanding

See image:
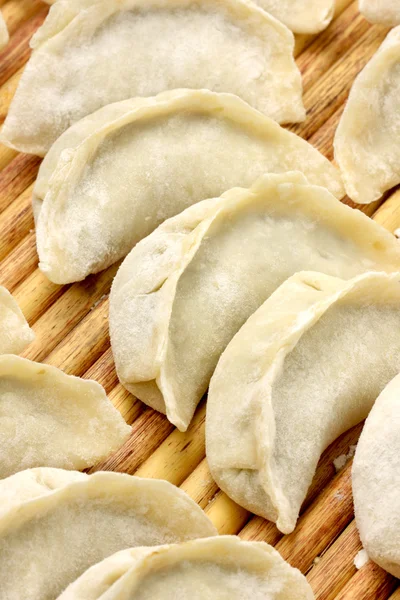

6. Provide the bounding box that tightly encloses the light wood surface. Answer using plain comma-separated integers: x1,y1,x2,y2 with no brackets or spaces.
0,1,398,597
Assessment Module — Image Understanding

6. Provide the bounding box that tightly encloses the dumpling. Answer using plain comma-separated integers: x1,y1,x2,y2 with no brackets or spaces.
109,172,400,433
41,0,333,33
0,0,304,156
57,537,314,600
256,0,334,33
334,27,400,204
0,354,131,478
0,286,34,354
33,89,342,284
0,468,217,600
359,0,400,25
206,270,400,534
0,11,9,50
352,372,400,577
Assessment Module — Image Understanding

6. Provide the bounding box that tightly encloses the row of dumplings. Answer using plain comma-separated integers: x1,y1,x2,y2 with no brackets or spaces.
0,266,399,596
0,1,399,207
0,283,313,598
1,18,400,287
1,0,400,597
0,467,314,599
1,0,399,53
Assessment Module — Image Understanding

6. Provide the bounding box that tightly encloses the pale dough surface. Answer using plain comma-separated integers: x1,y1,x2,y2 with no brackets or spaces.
0,355,131,478
353,372,400,577
207,271,400,533
57,537,314,599
110,172,400,432
0,286,34,354
334,27,400,204
0,0,304,155
0,468,216,600
33,90,341,284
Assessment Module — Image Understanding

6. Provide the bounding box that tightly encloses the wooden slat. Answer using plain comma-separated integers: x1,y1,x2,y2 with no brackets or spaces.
307,520,362,599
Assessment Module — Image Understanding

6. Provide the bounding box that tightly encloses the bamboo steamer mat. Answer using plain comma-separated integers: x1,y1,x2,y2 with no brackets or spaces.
0,0,399,598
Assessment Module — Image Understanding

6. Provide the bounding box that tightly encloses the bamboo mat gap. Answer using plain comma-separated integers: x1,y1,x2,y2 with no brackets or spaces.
0,1,399,598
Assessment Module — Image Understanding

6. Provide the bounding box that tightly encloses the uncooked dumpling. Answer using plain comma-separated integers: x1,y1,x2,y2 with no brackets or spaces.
0,11,9,50
0,286,34,354
0,468,216,600
207,271,400,534
0,355,131,478
58,537,314,600
33,89,342,284
0,0,304,156
110,172,400,433
334,27,400,204
359,0,400,25
257,0,334,33
353,372,400,577
41,0,333,33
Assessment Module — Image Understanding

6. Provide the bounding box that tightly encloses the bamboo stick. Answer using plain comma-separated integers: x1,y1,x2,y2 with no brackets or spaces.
13,268,64,324
134,402,206,486
0,68,22,124
0,8,47,87
335,560,397,600
180,458,218,509
306,520,361,600
1,0,44,35
0,153,40,213
0,231,36,290
83,346,118,393
40,297,110,373
275,464,353,573
0,183,33,261
92,408,173,473
373,189,400,232
296,1,369,91
205,491,249,535
21,267,117,364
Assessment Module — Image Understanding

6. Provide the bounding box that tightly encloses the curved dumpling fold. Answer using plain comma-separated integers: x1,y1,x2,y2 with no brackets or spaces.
334,27,400,204
33,89,342,284
0,11,9,50
352,372,400,577
0,286,34,354
207,271,400,534
0,0,304,156
57,536,314,600
110,172,400,432
41,0,333,33
359,0,400,25
0,355,131,478
257,0,334,33
0,468,216,600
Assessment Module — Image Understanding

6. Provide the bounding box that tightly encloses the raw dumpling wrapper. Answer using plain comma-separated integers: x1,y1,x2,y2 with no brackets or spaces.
0,286,34,354
207,271,400,534
0,468,217,600
0,0,304,156
353,372,400,577
110,172,400,432
0,355,131,478
42,0,333,33
256,0,334,33
57,536,314,600
359,0,400,25
0,11,9,50
334,27,400,204
33,89,342,284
